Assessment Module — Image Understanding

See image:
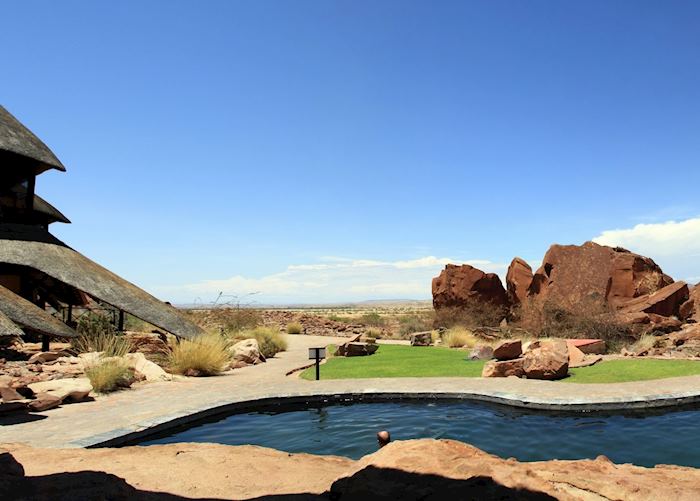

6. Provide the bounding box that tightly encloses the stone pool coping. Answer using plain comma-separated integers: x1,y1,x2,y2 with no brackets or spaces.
3,335,700,449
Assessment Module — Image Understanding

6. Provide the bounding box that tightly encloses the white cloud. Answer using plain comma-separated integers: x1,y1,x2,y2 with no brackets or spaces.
593,217,700,283
153,256,508,305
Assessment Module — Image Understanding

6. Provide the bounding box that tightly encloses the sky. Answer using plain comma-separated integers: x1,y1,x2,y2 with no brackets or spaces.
3,1,700,304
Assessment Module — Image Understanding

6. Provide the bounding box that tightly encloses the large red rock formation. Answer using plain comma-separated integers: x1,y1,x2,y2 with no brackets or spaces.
617,281,690,318
680,283,699,321
432,264,508,310
505,257,533,305
527,241,673,309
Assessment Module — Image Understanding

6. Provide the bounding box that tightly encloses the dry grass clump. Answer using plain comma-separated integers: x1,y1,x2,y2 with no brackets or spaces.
230,327,288,358
186,308,263,334
365,327,382,339
629,333,659,354
72,314,132,358
443,326,478,348
85,359,134,393
286,322,303,334
167,333,231,376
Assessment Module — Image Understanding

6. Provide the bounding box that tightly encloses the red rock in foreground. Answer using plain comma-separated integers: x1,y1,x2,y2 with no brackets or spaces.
432,264,508,310
4,439,700,500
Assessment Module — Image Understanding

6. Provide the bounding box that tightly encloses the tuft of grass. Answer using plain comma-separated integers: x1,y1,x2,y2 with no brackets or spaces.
443,326,477,348
365,327,382,339
85,359,134,393
628,334,658,354
286,322,303,334
72,332,132,358
234,327,288,358
167,333,231,376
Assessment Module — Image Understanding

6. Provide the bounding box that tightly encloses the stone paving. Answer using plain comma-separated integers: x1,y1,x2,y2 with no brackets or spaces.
2,335,700,449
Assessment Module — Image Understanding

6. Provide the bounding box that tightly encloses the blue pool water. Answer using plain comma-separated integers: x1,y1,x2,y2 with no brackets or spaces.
139,399,700,466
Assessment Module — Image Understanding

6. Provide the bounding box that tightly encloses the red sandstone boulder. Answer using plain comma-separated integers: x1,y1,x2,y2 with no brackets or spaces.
409,332,432,346
469,345,494,360
522,339,569,380
616,281,690,318
432,264,508,310
481,358,525,378
492,339,522,360
680,284,699,321
528,242,673,309
506,257,533,305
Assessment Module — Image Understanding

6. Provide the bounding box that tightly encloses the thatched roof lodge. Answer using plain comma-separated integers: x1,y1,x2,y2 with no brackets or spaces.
0,105,203,341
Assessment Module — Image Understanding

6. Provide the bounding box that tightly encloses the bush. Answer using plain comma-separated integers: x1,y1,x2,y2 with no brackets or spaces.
515,298,631,349
365,327,382,339
443,326,477,348
235,327,288,358
168,333,231,376
629,333,659,354
433,301,507,329
85,359,134,393
398,313,434,337
286,322,303,334
72,316,131,358
358,312,386,327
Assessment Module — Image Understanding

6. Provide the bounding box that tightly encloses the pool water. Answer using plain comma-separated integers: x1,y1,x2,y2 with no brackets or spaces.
140,399,700,467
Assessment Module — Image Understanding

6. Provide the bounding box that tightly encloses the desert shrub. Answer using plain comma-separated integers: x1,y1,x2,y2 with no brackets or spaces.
124,314,156,332
85,359,134,393
365,327,382,339
327,314,351,323
167,333,231,376
235,327,288,358
358,312,386,327
433,300,507,329
72,315,131,358
443,326,477,348
398,313,434,336
286,322,303,334
515,298,631,348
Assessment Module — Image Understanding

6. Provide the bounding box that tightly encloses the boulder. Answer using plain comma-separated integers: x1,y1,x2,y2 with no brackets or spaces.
335,342,378,357
680,283,699,321
27,392,62,412
565,343,601,368
566,338,606,354
527,242,674,311
505,257,533,305
0,386,24,402
28,378,92,403
432,264,508,310
617,281,690,318
492,339,522,360
468,345,494,360
229,338,266,365
481,358,525,378
522,339,569,380
647,314,683,333
27,352,62,364
124,353,170,382
409,331,432,346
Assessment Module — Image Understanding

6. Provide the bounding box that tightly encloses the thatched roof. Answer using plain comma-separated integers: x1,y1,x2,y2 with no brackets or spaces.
33,195,71,224
0,226,204,339
0,285,77,338
0,105,65,173
0,309,24,337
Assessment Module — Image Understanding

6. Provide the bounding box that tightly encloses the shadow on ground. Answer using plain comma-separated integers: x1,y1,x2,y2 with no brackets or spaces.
2,452,557,500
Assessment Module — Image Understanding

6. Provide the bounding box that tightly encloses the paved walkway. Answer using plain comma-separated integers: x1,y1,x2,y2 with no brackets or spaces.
2,335,700,449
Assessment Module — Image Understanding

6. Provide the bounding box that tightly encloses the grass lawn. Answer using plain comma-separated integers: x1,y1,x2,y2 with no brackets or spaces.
300,344,700,383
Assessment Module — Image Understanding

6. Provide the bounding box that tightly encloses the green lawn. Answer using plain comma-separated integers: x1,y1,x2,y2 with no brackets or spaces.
300,344,700,383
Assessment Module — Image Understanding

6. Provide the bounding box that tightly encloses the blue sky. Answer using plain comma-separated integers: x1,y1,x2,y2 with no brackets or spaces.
4,1,700,304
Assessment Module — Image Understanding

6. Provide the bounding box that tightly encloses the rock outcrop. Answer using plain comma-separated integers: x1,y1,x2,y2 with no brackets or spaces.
680,283,699,322
4,439,700,500
432,264,508,310
229,338,266,365
528,241,673,309
409,331,432,346
505,257,533,305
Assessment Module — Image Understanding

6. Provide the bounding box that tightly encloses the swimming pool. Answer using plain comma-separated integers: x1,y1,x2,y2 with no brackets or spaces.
139,398,700,467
